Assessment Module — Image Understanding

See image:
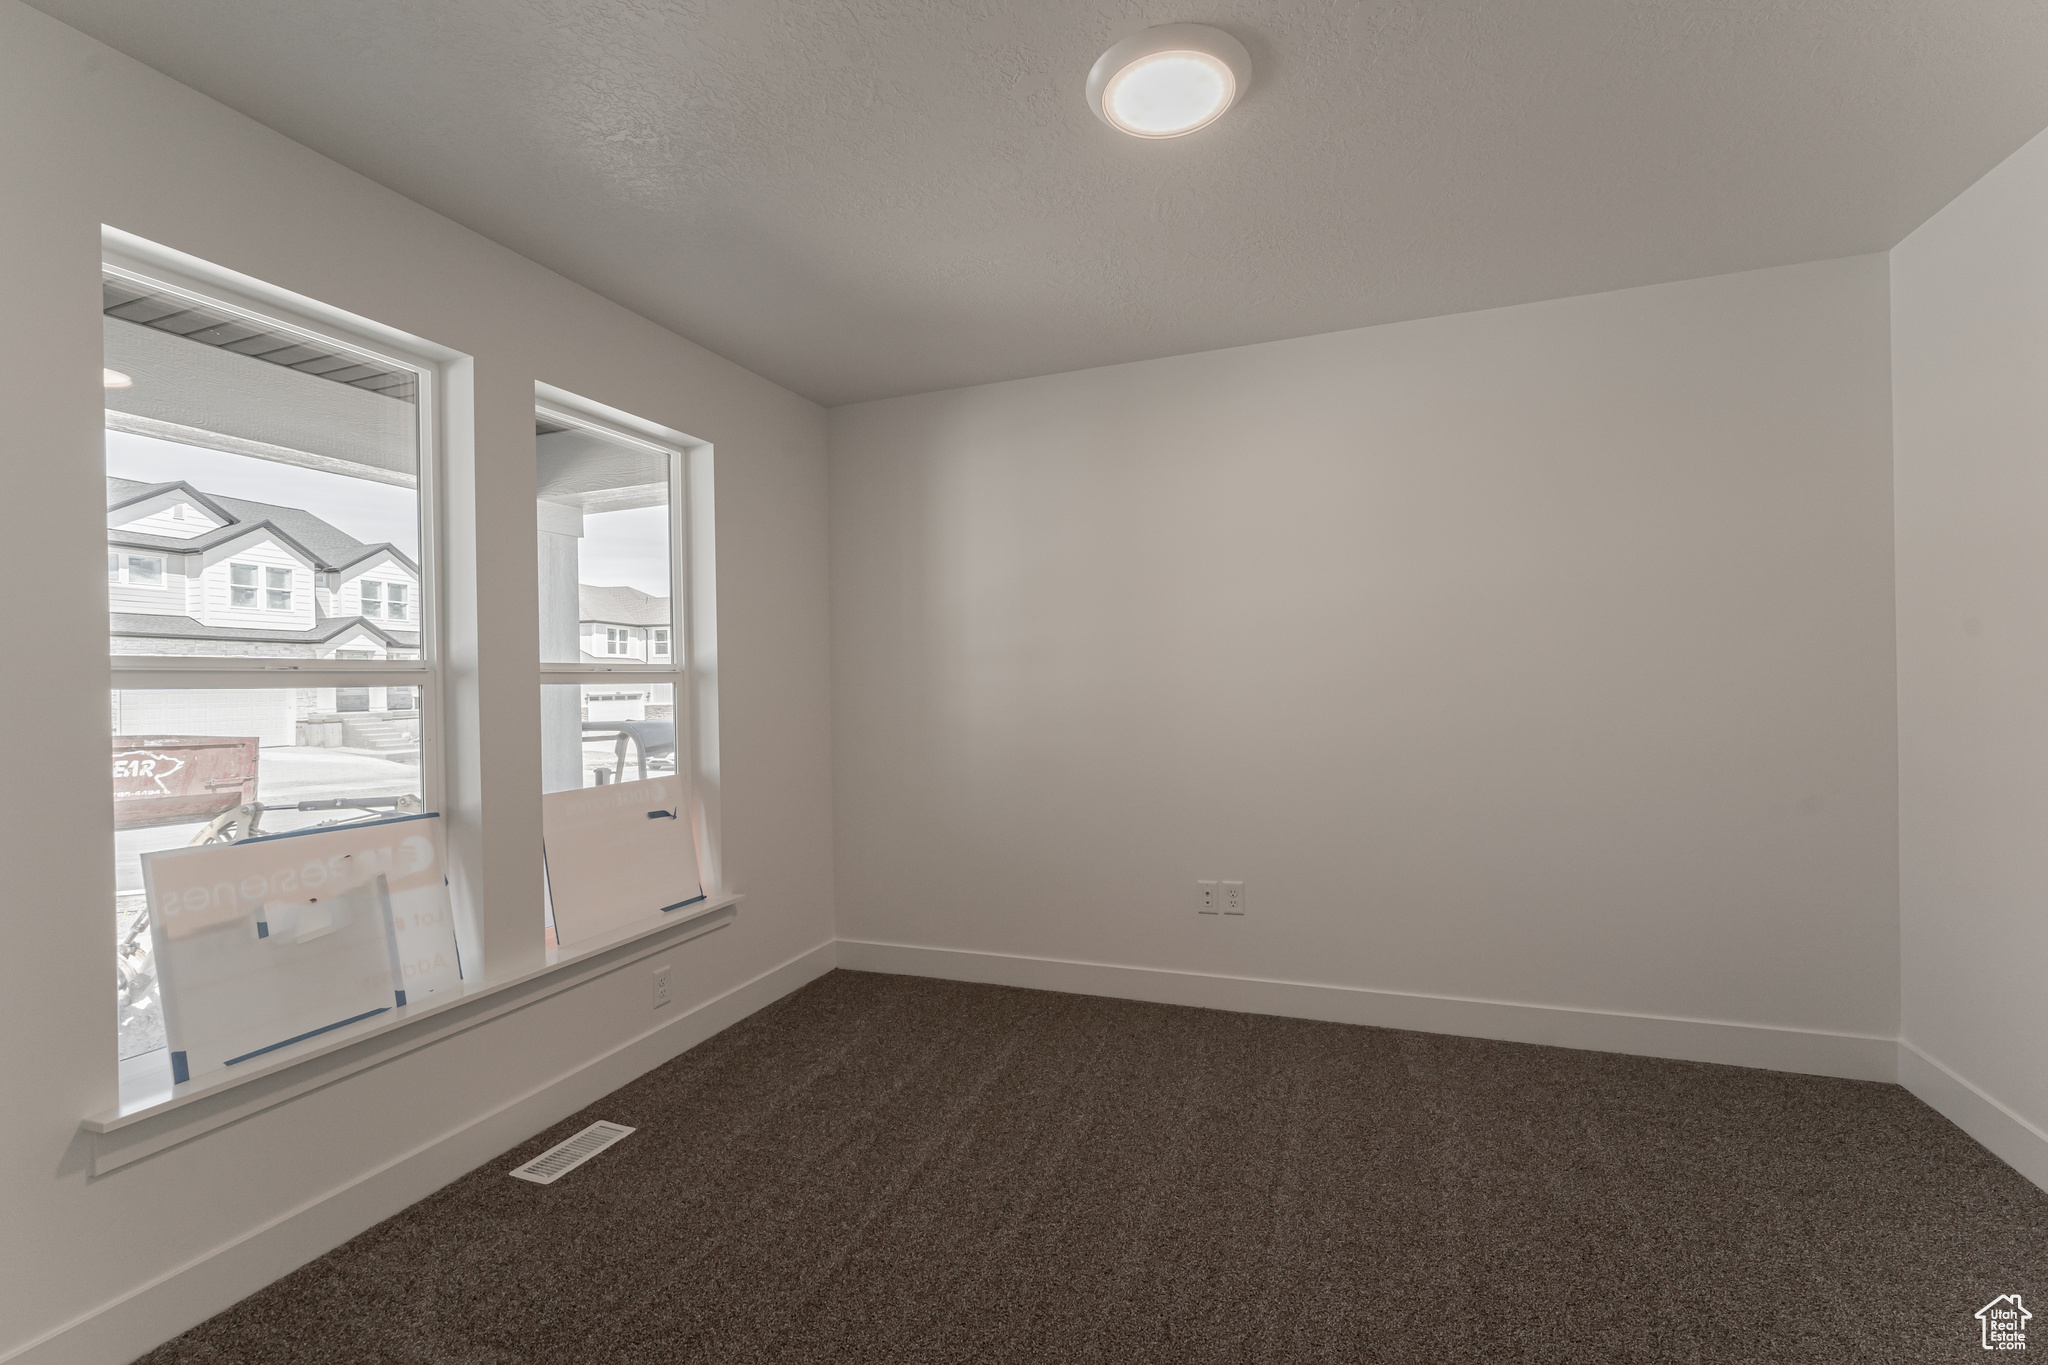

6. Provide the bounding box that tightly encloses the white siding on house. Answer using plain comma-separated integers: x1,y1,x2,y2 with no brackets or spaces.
335,552,419,623
580,621,646,660
109,496,223,539
107,578,178,614
198,535,316,630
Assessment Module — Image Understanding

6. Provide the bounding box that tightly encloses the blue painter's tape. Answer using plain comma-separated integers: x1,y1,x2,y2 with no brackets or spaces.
222,1007,389,1067
395,989,407,1007
171,1051,189,1084
255,920,269,939
659,893,709,914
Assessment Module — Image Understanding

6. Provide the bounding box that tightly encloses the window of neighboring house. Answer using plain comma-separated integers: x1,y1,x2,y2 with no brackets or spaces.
386,582,409,621
652,627,670,659
360,580,383,617
109,552,166,586
606,626,629,655
105,249,444,1076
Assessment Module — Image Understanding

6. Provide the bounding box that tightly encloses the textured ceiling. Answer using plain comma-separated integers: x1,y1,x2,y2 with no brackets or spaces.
33,0,2048,405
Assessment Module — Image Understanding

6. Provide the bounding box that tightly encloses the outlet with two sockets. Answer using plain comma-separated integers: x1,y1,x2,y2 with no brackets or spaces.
1195,880,1246,916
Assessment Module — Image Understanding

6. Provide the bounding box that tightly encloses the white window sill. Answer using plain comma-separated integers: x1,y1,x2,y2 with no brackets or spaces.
85,893,740,1175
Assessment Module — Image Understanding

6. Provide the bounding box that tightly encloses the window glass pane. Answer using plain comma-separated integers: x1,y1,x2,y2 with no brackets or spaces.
106,272,420,661
112,687,424,1062
540,683,676,793
535,419,670,665
109,550,121,582
386,583,408,620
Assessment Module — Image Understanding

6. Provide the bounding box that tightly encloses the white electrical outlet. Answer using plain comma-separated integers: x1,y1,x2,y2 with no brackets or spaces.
653,964,673,1008
1222,881,1245,915
1196,880,1219,914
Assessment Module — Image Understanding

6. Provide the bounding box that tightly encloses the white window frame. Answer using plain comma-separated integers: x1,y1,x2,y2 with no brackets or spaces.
535,390,718,936
110,551,167,586
104,249,448,929
385,581,409,621
359,578,384,618
652,627,670,659
228,561,258,609
264,565,293,611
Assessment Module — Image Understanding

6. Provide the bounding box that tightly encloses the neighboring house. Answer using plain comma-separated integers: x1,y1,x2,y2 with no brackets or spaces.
578,584,672,665
575,584,674,724
107,477,423,743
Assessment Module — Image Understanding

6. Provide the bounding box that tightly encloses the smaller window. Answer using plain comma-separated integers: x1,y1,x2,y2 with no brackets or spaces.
266,566,292,611
386,582,409,621
606,627,629,655
360,580,383,617
111,553,165,587
652,627,670,659
229,562,257,608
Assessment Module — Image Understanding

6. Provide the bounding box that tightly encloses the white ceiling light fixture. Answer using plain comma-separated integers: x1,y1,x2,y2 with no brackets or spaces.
103,369,133,389
1087,24,1251,140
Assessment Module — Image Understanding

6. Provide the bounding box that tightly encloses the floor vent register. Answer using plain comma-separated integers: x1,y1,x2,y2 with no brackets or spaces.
508,1121,637,1185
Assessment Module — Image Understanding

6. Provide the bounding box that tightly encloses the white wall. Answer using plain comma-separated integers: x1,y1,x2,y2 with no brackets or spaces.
0,3,833,1361
1892,124,2048,1190
831,256,1900,1068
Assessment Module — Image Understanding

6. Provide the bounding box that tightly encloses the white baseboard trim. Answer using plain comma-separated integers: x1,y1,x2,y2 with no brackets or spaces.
6,938,838,1365
836,939,1899,1083
1898,1040,2048,1195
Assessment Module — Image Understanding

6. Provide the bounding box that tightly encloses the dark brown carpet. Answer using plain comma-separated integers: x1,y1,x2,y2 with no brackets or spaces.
138,970,2046,1364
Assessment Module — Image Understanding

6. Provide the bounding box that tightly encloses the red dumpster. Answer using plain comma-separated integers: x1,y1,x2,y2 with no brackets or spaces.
113,736,259,829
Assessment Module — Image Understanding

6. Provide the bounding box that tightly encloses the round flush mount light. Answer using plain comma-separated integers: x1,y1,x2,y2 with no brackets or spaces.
103,369,133,389
1087,24,1250,139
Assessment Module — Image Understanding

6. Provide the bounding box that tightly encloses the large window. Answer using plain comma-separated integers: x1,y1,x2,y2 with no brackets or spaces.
535,398,697,949
105,254,441,1067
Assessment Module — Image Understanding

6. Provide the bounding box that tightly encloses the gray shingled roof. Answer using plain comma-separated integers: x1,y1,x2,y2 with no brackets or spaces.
107,477,418,574
578,584,671,627
110,613,420,648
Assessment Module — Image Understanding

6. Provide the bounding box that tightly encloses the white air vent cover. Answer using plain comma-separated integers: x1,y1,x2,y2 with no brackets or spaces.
509,1120,636,1185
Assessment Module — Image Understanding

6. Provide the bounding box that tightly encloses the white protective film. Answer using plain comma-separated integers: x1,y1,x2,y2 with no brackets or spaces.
541,775,702,947
144,814,458,1083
